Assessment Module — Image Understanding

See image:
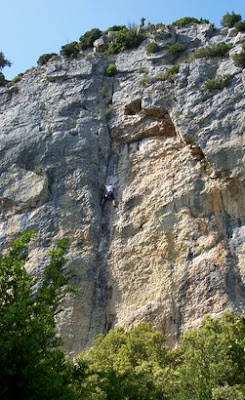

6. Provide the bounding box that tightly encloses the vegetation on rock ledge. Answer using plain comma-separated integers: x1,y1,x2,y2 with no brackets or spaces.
202,74,233,92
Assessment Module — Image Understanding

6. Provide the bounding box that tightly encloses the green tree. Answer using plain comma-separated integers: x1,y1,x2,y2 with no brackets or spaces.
168,42,183,55
105,25,127,33
107,27,145,54
60,41,80,58
173,313,245,400
0,51,11,86
0,51,11,70
202,74,233,92
212,384,245,400
72,312,245,400
79,28,102,50
233,50,245,67
188,42,231,61
221,12,241,27
234,21,245,32
172,17,201,27
0,231,76,400
37,53,58,65
74,323,175,400
146,41,161,55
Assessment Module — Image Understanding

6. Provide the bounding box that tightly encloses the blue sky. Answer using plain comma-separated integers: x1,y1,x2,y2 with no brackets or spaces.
1,0,244,80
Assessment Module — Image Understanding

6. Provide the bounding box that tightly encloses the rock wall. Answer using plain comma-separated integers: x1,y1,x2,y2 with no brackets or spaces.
0,24,244,356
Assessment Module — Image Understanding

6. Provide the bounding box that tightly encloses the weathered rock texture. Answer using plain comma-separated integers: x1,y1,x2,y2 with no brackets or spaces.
0,24,244,357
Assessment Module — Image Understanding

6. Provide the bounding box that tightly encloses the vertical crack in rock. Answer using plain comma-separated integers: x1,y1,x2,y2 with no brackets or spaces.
84,77,117,344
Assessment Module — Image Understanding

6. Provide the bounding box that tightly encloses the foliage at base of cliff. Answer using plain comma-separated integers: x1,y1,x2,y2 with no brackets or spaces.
0,232,76,400
73,313,245,400
0,232,244,400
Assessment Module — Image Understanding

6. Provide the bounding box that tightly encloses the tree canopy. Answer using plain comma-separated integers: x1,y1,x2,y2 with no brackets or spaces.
73,313,245,400
0,232,244,400
221,12,241,28
0,231,76,400
0,51,11,70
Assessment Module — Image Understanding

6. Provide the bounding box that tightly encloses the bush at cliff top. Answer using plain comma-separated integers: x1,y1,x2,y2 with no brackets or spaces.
188,42,232,61
11,74,23,84
37,53,58,65
105,24,127,33
234,21,245,32
107,27,146,54
104,64,118,77
60,41,80,58
79,28,102,50
221,12,241,27
146,41,160,55
172,17,209,27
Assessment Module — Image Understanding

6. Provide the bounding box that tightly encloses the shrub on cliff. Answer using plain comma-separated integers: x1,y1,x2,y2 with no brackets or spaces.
168,42,184,55
79,28,102,50
234,21,245,32
60,41,80,58
146,41,160,55
202,74,233,92
0,232,76,400
221,12,241,28
188,42,232,61
107,27,145,54
161,64,180,81
11,74,23,84
105,25,127,33
233,50,245,67
122,27,145,50
104,64,118,77
172,17,209,27
37,53,58,65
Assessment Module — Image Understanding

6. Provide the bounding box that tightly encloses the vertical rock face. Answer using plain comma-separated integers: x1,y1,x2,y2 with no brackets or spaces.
0,25,244,356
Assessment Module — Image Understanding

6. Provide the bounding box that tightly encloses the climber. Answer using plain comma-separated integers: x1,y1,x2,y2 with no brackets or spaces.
101,183,117,207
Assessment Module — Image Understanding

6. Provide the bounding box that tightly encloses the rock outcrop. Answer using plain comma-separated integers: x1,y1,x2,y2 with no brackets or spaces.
0,24,244,357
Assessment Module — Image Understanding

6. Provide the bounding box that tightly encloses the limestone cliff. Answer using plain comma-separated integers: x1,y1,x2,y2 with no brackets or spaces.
0,24,244,357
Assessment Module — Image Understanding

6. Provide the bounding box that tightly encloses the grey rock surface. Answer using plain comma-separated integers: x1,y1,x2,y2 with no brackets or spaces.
0,25,244,357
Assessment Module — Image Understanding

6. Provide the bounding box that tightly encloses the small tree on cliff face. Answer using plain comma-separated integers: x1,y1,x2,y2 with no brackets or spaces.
0,51,11,70
0,231,76,400
0,51,11,86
